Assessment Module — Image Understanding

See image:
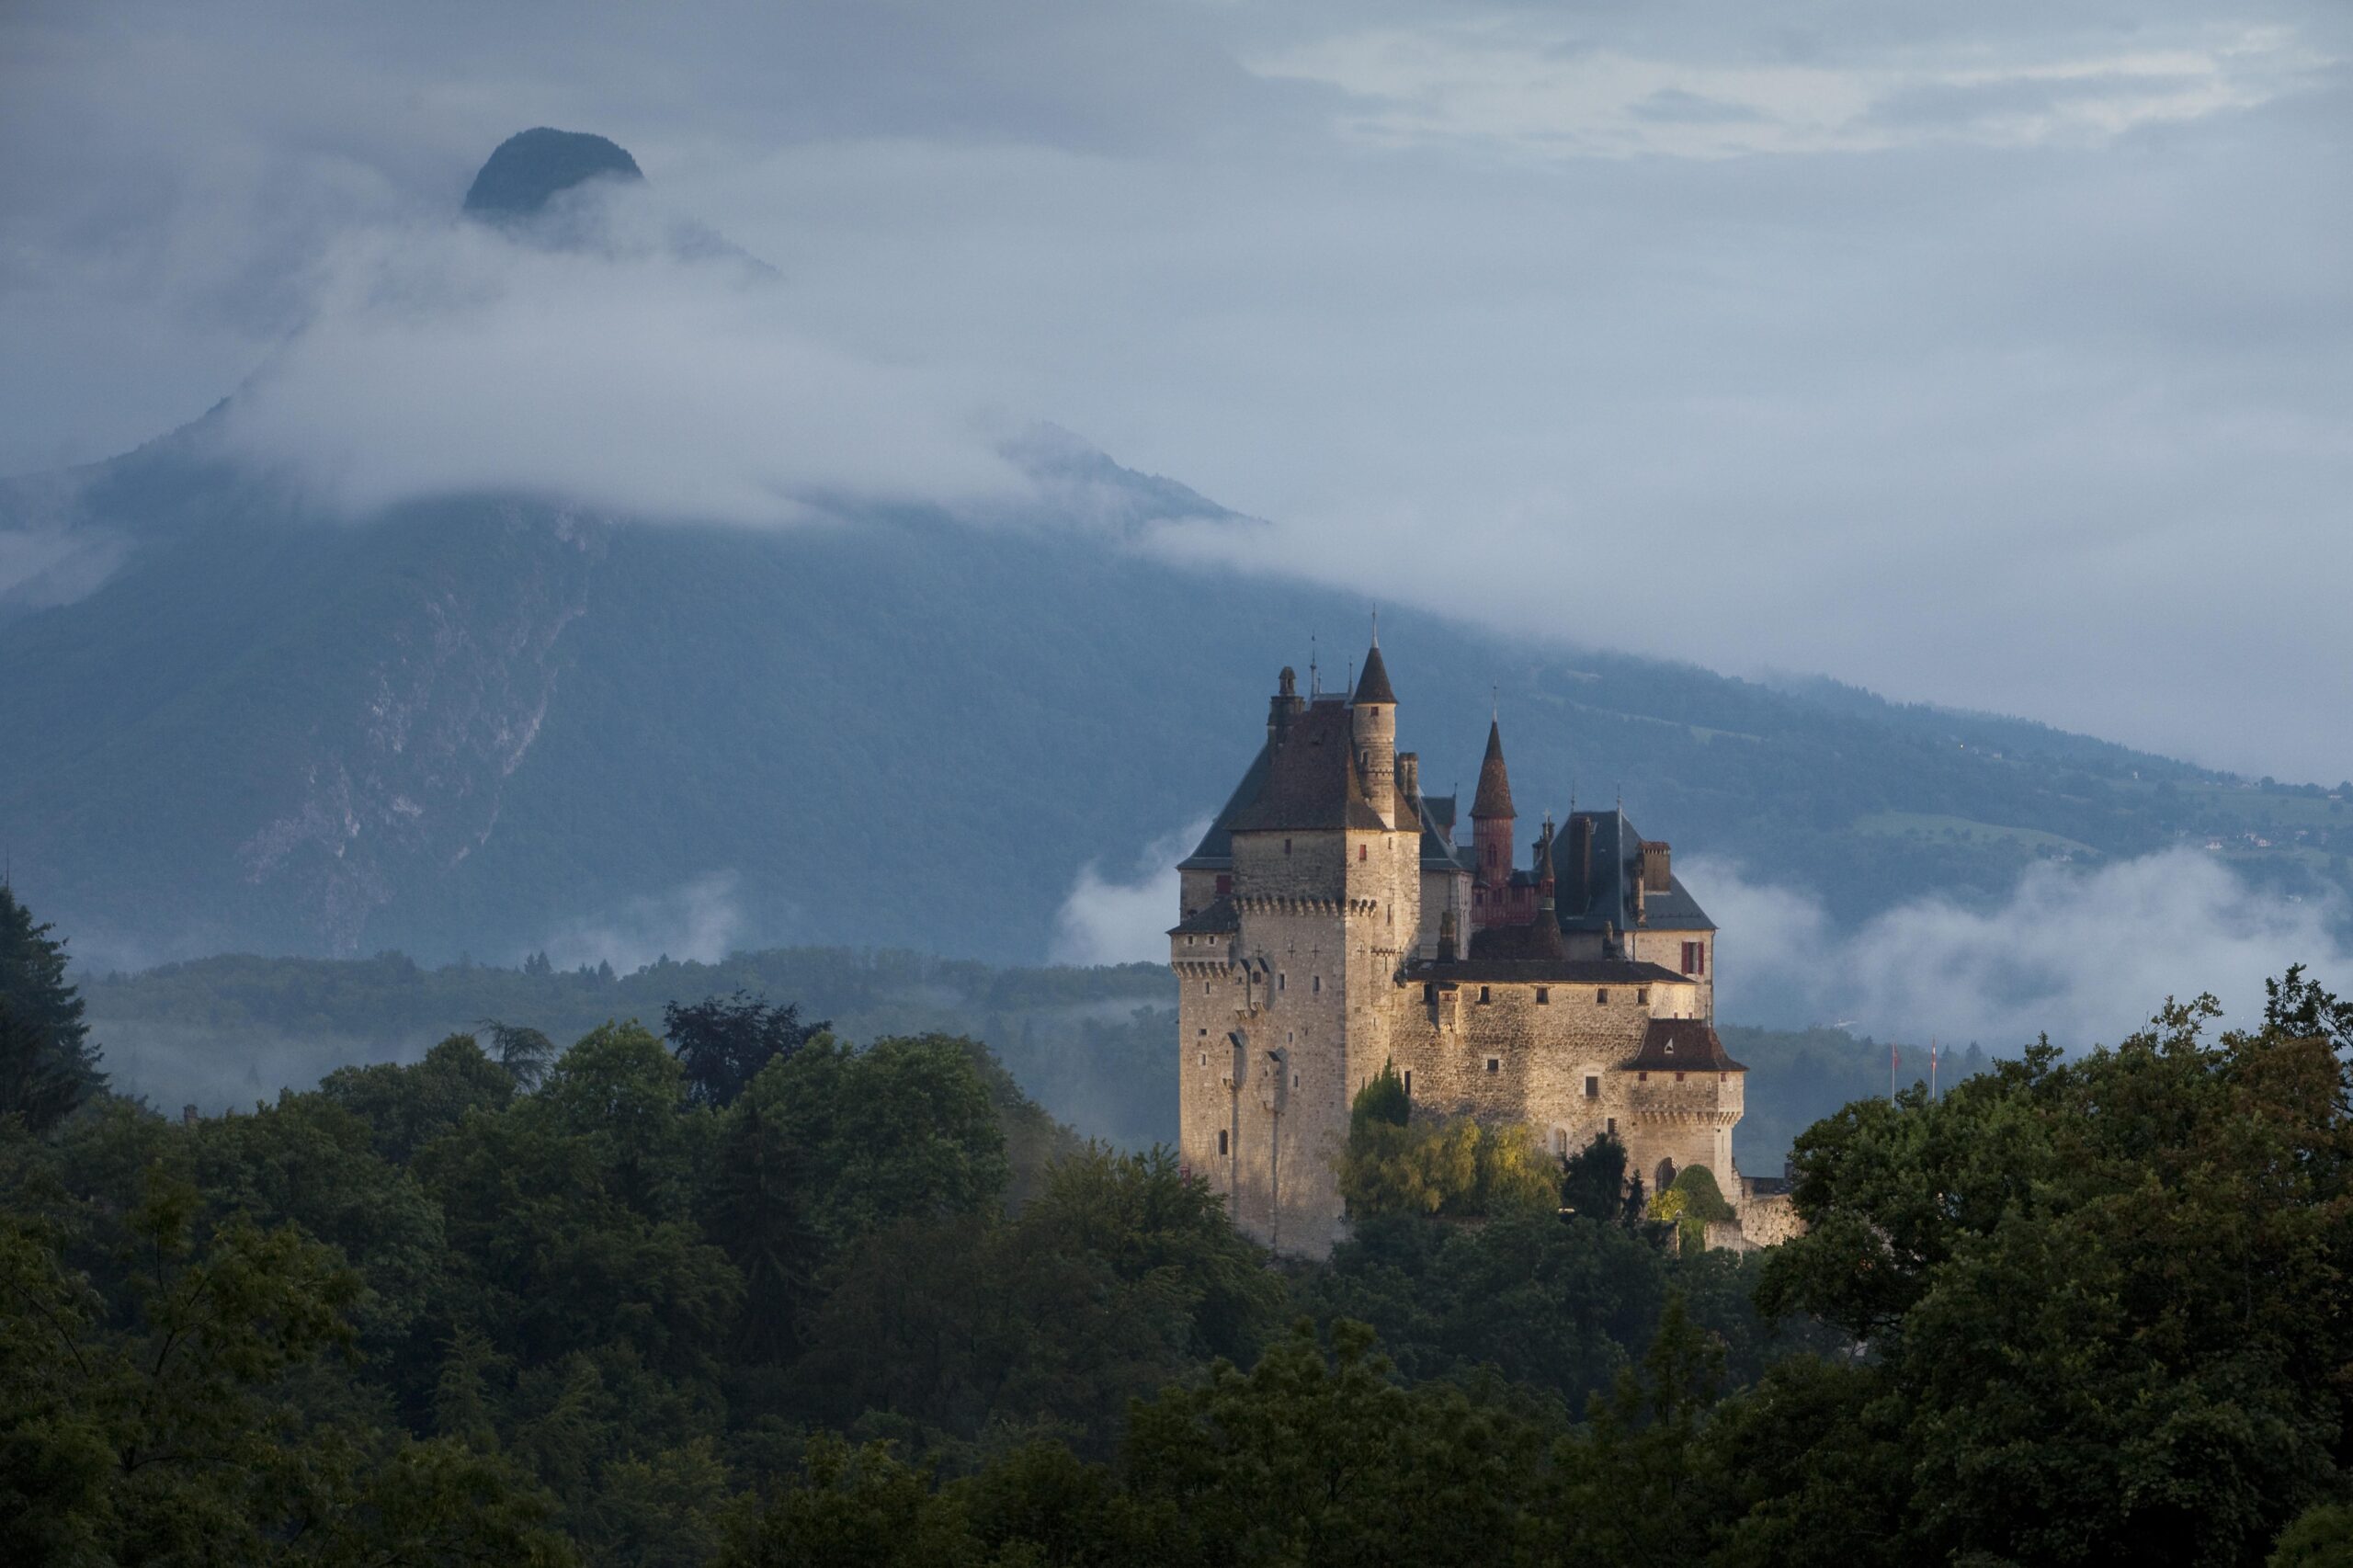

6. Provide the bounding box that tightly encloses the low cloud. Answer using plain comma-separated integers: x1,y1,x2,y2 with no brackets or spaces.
1692,848,2353,1051
210,186,1026,525
536,870,747,974
1051,821,1210,967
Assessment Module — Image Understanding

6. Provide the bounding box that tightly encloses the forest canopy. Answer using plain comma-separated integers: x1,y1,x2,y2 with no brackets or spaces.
6,887,2352,1566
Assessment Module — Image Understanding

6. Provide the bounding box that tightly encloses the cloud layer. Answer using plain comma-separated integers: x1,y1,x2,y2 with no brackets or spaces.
210,190,1024,523
5,0,2351,781
1051,821,1210,967
1695,848,2353,1050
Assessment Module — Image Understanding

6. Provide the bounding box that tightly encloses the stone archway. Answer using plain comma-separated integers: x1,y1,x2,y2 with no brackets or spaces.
1656,1157,1677,1192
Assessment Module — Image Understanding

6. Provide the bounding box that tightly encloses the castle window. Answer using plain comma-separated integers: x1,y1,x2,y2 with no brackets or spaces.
1584,1074,1599,1099
1637,987,1650,1006
1597,988,1610,1005
1676,1072,1686,1083
1279,972,1286,991
1477,985,1491,1004
1681,941,1706,976
1403,1069,1413,1096
1536,987,1550,1005
1485,1057,1501,1074
1312,974,1321,994
1607,1117,1617,1136
1638,1072,1649,1083
1293,1073,1300,1088
1358,845,1368,862
1199,1052,1206,1066
1555,1128,1569,1155
1218,1130,1230,1156
1423,983,1438,1004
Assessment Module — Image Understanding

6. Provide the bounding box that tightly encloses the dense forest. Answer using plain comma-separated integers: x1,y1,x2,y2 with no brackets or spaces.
9,884,2353,1564
80,947,1982,1172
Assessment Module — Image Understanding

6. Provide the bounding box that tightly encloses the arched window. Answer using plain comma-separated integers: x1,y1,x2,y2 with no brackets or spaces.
1656,1157,1677,1191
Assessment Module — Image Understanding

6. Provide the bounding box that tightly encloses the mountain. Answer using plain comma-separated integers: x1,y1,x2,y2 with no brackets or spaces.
461,127,643,220
4,133,2346,973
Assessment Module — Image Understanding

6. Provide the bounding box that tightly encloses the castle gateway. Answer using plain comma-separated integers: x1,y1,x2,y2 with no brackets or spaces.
1171,639,1784,1257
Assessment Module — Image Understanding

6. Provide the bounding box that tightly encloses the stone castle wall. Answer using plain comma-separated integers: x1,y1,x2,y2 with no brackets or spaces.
1382,977,1734,1188
1176,819,1421,1258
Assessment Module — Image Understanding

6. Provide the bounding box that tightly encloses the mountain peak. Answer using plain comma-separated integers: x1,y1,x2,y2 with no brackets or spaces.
461,129,643,221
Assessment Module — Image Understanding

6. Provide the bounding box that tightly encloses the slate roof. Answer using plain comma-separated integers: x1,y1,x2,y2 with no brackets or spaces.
1551,808,1714,933
1470,721,1515,820
1620,1017,1746,1073
1353,642,1396,705
1404,956,1687,986
1168,897,1241,936
1224,699,1389,834
1177,742,1271,869
1466,913,1569,963
1415,791,1474,872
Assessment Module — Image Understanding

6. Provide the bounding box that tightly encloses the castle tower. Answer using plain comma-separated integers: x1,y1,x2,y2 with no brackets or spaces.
1470,720,1516,924
1351,636,1398,827
1172,655,1421,1256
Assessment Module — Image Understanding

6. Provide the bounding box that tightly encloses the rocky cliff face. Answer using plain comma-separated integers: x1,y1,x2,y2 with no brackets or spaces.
235,507,608,952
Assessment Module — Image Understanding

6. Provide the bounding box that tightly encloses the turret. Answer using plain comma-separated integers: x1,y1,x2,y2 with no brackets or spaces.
1534,814,1557,915
1470,720,1516,893
1351,637,1397,827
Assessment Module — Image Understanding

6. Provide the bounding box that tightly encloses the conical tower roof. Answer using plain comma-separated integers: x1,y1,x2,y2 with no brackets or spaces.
1471,720,1516,819
1352,639,1396,705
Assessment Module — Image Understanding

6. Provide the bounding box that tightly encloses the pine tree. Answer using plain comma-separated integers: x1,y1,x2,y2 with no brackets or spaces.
0,885,103,1130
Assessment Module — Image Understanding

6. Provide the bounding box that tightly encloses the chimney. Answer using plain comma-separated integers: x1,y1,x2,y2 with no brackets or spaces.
1396,751,1419,806
1567,815,1594,912
1642,840,1672,893
1437,905,1459,963
1268,665,1303,743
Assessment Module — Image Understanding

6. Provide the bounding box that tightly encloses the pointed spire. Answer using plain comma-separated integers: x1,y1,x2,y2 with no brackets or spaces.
1471,719,1515,820
1352,637,1396,705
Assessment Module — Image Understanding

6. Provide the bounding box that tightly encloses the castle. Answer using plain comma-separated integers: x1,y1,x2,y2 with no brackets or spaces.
1171,638,1792,1257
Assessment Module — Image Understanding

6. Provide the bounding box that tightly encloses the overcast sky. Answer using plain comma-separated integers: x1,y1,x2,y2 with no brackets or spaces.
5,0,2349,782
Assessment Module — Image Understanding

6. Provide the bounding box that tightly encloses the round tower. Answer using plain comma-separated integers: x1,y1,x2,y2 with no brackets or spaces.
1351,636,1398,827
1470,718,1517,900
